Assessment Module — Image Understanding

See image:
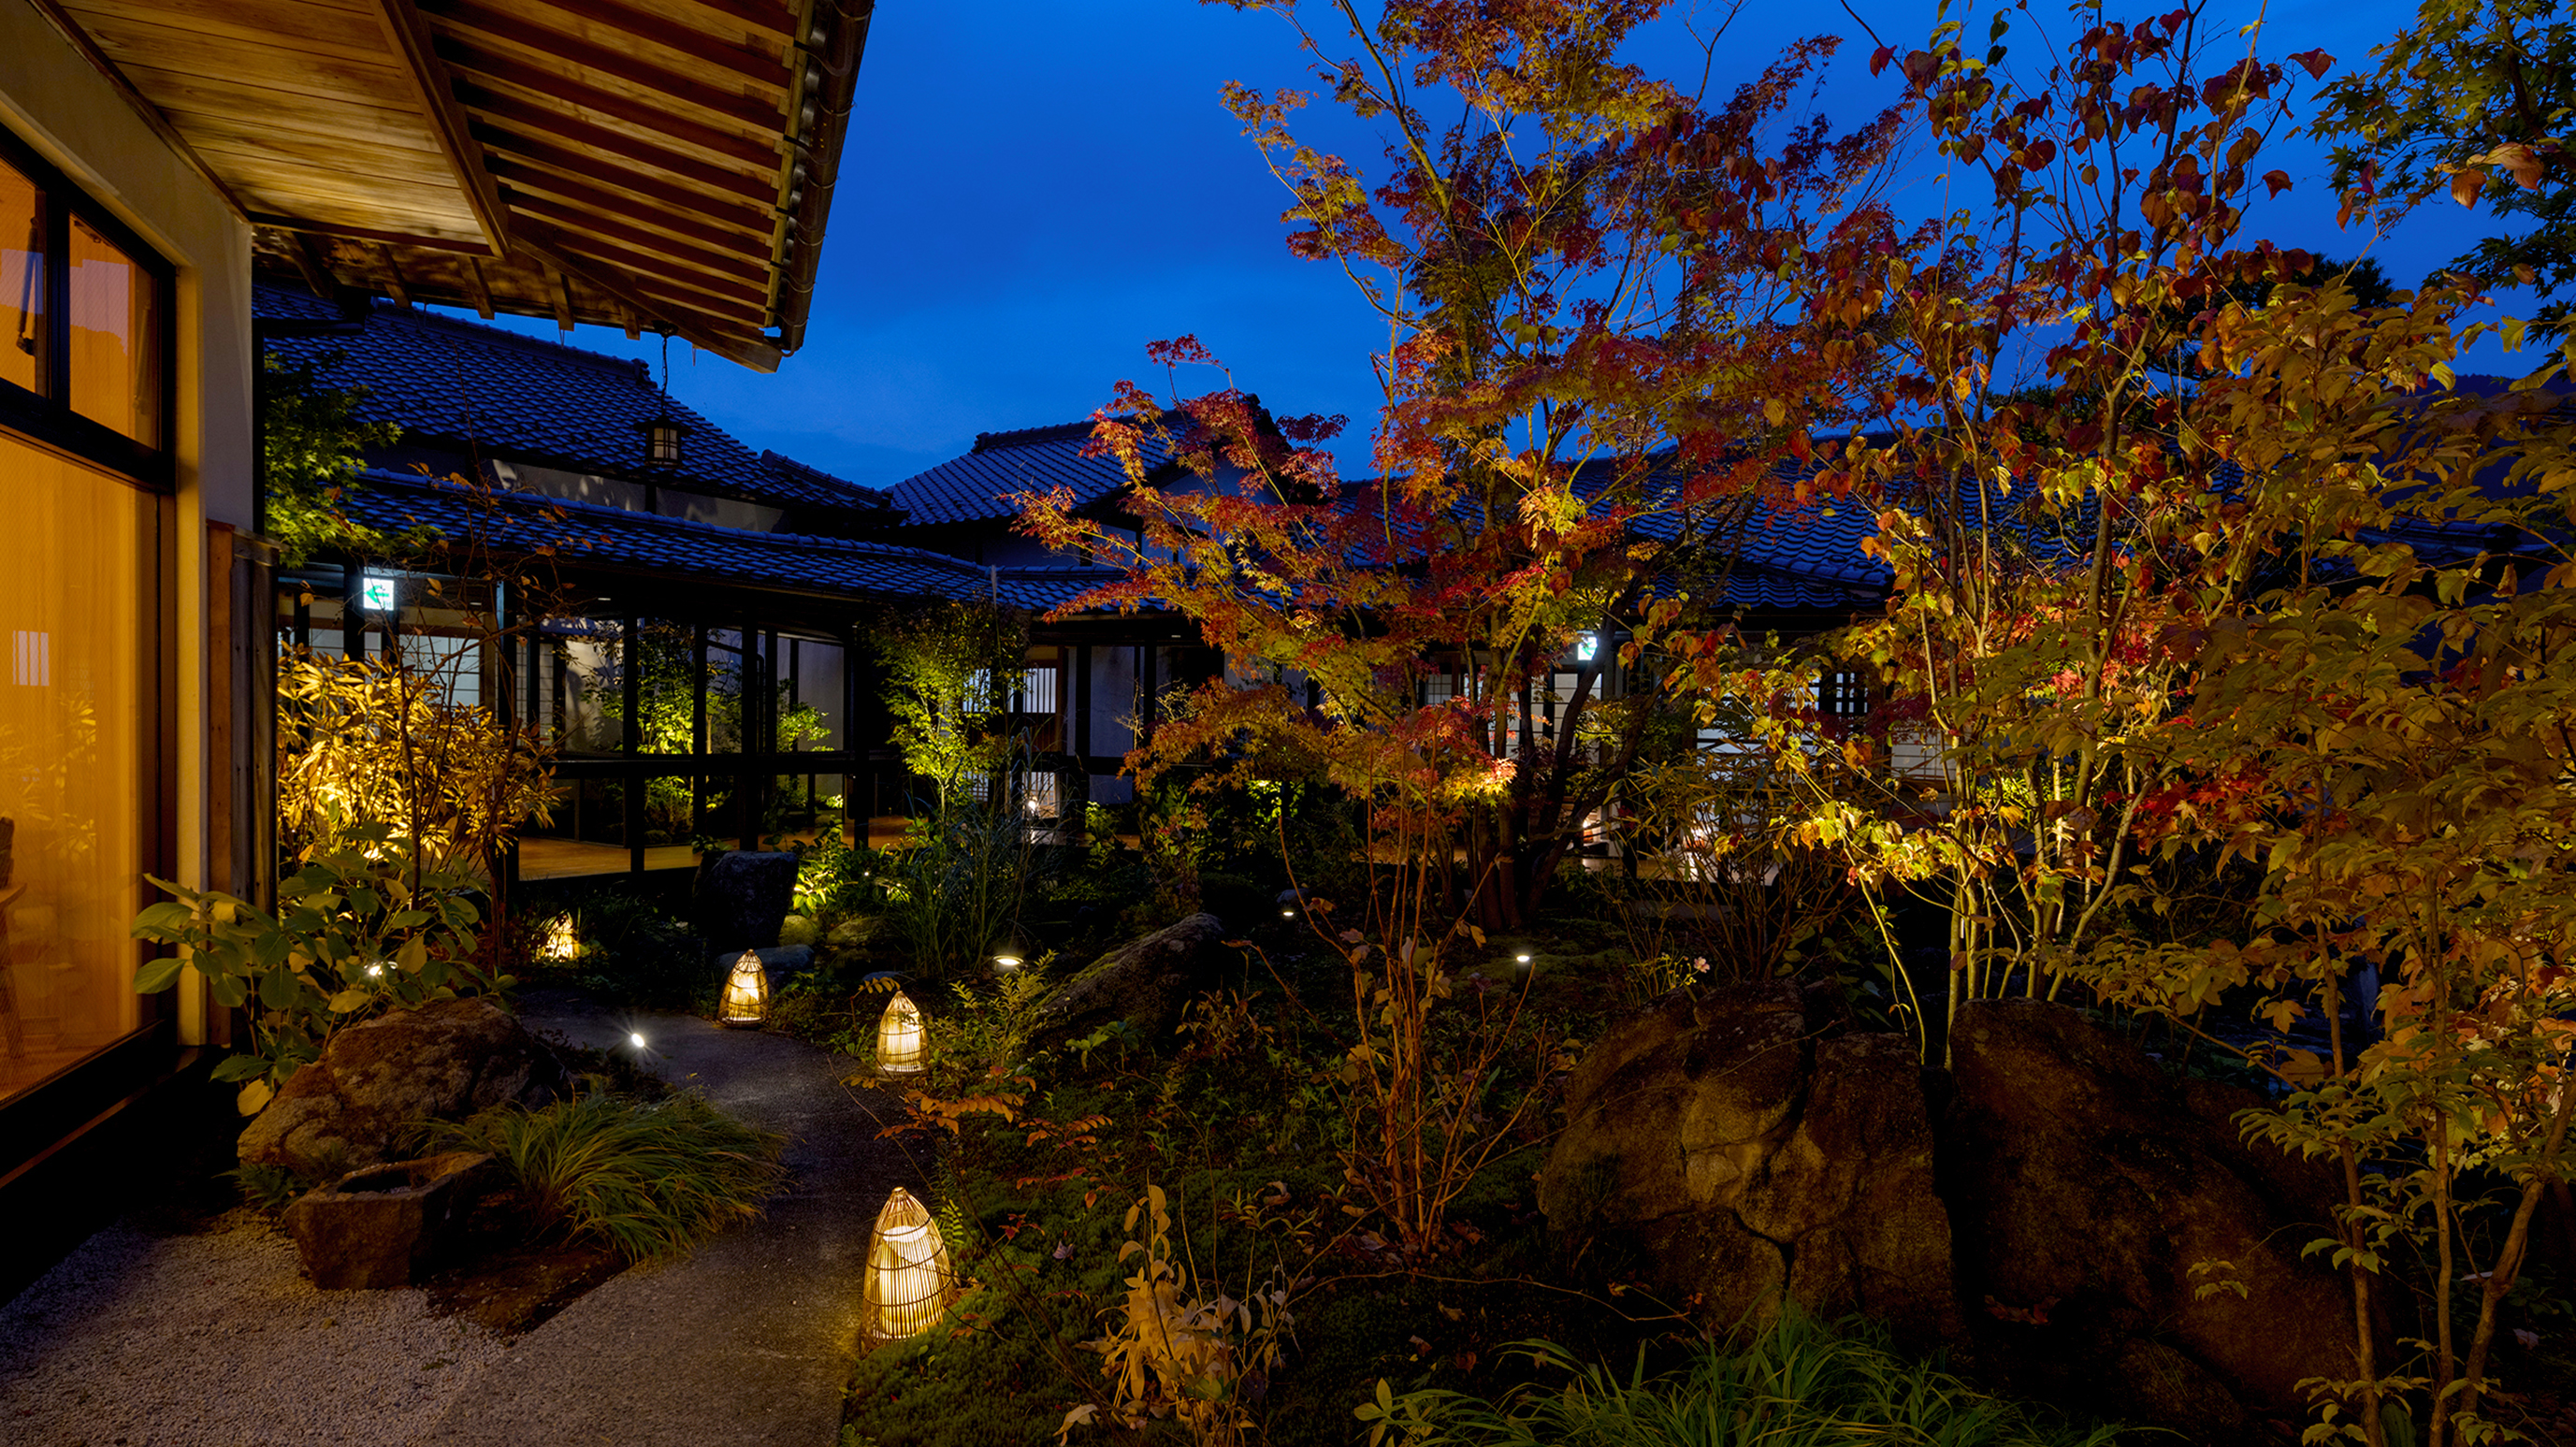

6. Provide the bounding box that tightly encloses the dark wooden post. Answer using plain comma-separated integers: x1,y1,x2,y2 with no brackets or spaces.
624,609,644,875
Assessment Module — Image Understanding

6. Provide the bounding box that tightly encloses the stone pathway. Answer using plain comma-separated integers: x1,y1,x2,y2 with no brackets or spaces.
0,990,919,1447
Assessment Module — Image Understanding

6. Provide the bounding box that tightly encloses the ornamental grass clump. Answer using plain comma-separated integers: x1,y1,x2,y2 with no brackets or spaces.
441,1091,787,1263
1354,1310,2137,1447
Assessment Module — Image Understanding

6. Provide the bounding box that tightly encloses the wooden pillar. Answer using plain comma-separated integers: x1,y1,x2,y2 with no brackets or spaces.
624,610,643,875
1137,641,1156,748
736,621,761,850
691,623,708,836
1074,642,1093,769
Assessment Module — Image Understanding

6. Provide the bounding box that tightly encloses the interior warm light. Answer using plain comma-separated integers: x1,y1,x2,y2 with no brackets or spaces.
861,1186,953,1344
720,949,769,1026
877,990,926,1076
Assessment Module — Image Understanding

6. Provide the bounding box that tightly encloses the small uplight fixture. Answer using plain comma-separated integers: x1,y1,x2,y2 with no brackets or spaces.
1514,952,1535,975
366,962,386,978
541,914,581,964
719,949,769,1026
861,1186,954,1344
876,990,927,1077
990,925,1035,974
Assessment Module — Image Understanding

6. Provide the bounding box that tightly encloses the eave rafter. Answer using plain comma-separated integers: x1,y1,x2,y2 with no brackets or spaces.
369,0,510,256
40,0,870,372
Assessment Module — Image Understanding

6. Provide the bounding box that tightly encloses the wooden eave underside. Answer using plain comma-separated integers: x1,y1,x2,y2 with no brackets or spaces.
40,0,864,371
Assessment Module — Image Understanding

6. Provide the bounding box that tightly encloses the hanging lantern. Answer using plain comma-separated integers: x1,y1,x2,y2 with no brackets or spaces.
719,949,769,1026
636,415,687,469
861,1186,952,1343
636,328,687,470
876,989,926,1076
541,914,580,963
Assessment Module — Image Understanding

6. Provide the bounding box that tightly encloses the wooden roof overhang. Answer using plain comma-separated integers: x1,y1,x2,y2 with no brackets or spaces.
35,0,869,371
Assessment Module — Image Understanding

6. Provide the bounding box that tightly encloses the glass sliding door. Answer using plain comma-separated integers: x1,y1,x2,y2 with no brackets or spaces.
0,438,156,1103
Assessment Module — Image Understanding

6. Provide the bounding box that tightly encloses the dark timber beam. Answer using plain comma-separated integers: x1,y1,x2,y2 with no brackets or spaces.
370,0,514,256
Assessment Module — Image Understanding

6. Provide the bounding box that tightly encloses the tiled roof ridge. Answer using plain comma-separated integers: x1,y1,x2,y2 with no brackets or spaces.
973,419,1101,453
355,470,984,572
760,448,892,504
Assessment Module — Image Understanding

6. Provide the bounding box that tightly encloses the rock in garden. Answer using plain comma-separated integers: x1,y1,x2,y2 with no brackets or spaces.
714,944,815,977
1030,913,1230,1049
1943,998,2357,1432
822,913,892,969
697,847,803,952
238,999,565,1179
283,1150,494,1290
1538,982,1961,1348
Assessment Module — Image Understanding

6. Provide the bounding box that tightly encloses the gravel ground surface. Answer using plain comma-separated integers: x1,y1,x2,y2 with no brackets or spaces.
0,1220,505,1446
0,988,919,1447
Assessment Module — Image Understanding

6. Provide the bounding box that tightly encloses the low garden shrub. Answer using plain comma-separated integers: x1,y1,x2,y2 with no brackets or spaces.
556,887,712,1009
1353,1310,2139,1447
438,1091,786,1263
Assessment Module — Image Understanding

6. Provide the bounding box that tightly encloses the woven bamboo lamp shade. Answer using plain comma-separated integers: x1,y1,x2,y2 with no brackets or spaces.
876,990,926,1076
719,950,769,1026
861,1186,952,1343
541,914,581,963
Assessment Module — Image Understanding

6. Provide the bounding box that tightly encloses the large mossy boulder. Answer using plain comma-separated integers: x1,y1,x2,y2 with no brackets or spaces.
696,848,802,953
1031,913,1230,1050
238,998,564,1179
1944,999,2358,1438
1538,982,1961,1349
821,913,893,972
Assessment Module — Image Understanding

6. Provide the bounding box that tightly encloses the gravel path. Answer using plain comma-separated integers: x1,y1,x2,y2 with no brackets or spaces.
0,989,917,1447
0,1222,505,1446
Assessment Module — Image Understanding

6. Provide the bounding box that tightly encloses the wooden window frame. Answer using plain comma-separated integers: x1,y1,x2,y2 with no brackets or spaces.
0,123,177,489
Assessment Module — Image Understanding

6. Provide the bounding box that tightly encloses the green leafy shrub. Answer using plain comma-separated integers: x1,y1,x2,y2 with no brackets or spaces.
882,803,1036,980
794,825,885,921
565,889,711,1008
439,1091,786,1263
1354,1310,2137,1447
130,825,493,1111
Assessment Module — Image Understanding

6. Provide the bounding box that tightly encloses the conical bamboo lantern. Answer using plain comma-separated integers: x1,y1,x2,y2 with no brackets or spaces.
541,914,581,962
719,949,769,1025
876,989,926,1076
861,1186,952,1343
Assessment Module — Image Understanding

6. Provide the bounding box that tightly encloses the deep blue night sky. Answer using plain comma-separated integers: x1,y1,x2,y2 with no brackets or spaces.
461,0,2493,494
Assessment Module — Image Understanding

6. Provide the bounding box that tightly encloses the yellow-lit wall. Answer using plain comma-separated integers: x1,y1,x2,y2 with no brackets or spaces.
0,0,256,1048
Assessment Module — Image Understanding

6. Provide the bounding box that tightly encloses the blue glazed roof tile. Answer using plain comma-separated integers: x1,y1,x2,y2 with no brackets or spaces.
254,282,890,516
893,419,1167,527
335,472,1036,607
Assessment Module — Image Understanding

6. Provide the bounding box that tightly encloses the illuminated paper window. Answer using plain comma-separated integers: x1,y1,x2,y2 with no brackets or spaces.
2,441,151,1103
